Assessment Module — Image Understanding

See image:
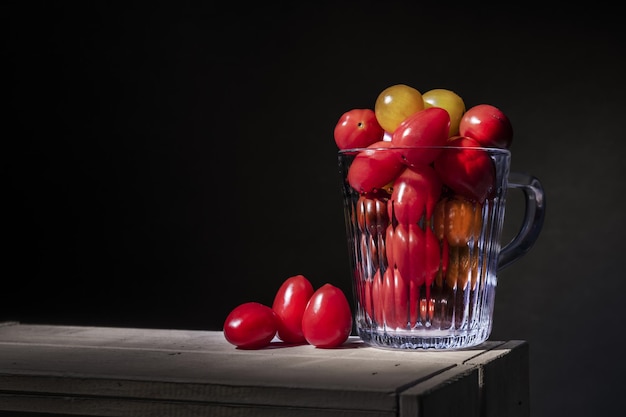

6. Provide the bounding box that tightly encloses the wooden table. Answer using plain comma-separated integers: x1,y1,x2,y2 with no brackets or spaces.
0,322,529,417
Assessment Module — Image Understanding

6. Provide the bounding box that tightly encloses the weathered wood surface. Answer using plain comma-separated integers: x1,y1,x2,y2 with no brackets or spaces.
0,322,529,417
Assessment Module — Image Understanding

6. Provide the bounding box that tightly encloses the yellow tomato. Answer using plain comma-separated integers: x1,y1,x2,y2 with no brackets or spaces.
422,88,466,136
374,84,424,133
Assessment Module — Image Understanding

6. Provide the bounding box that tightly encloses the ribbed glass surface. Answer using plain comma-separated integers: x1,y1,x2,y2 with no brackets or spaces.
338,146,530,350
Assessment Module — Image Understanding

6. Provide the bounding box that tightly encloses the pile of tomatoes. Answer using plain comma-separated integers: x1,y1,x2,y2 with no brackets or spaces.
334,84,514,331
223,84,513,349
223,275,353,349
335,84,513,204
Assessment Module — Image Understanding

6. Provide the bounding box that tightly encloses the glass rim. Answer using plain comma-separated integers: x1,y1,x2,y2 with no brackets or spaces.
338,145,511,157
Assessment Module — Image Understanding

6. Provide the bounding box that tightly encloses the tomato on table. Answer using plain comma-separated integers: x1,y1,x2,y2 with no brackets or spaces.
223,302,278,349
272,274,314,344
302,284,353,348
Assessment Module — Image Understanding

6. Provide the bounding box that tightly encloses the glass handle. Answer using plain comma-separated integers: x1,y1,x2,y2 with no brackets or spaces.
497,171,546,270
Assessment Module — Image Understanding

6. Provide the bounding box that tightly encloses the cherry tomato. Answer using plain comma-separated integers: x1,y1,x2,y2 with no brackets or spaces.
302,283,353,348
391,107,451,166
422,89,466,137
433,136,496,203
334,108,385,150
374,84,425,133
223,302,278,349
459,104,513,149
272,274,314,344
346,141,405,195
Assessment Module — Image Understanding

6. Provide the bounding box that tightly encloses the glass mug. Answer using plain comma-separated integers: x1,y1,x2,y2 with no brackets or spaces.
338,145,545,350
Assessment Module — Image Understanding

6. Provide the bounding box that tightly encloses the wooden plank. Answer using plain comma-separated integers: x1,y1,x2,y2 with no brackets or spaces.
397,341,529,417
399,366,480,417
0,393,395,417
0,341,458,411
465,340,530,417
0,323,527,417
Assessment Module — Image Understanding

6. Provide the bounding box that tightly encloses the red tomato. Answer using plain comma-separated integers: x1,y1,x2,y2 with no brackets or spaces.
459,104,513,149
424,227,441,288
372,269,384,325
391,107,451,166
409,277,419,327
385,224,395,269
302,284,353,348
433,136,496,203
393,223,426,287
346,141,405,195
380,268,395,327
272,274,314,344
223,302,278,349
356,195,389,235
391,268,409,329
334,108,385,150
389,164,442,225
364,277,374,321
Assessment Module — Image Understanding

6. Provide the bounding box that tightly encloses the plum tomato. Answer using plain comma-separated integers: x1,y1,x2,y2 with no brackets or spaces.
346,140,405,195
387,267,409,329
389,164,442,225
272,274,314,344
422,88,466,137
371,270,384,325
423,227,441,287
334,108,385,150
385,224,395,268
381,268,397,328
356,195,389,235
391,107,451,166
433,136,496,203
223,302,278,349
459,104,513,149
374,84,425,134
433,195,483,246
302,283,353,348
393,223,426,287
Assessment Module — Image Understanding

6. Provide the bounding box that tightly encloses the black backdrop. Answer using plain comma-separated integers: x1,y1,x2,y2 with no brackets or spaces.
6,2,625,416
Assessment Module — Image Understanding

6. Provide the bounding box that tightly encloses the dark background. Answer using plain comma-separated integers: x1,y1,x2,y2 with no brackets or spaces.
6,2,625,416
